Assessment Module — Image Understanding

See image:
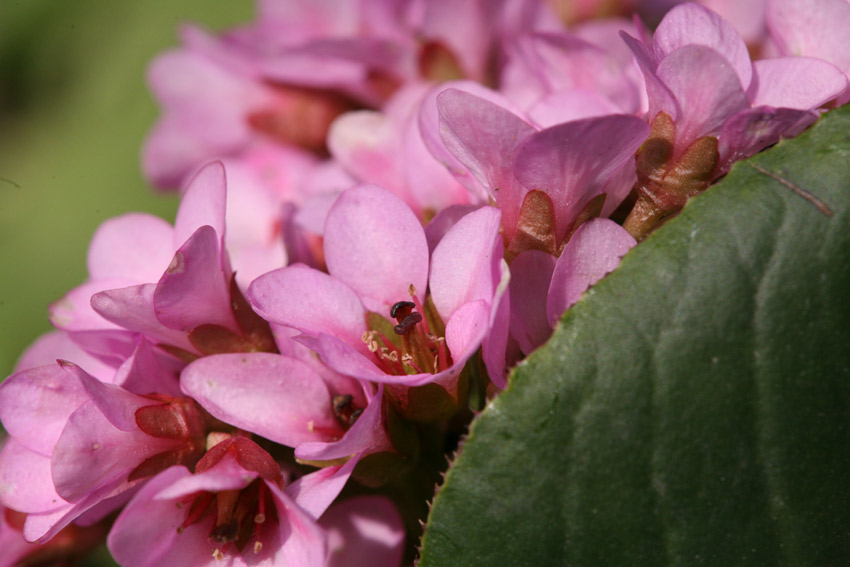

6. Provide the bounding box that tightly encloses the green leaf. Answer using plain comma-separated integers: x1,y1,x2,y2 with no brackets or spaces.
419,106,850,566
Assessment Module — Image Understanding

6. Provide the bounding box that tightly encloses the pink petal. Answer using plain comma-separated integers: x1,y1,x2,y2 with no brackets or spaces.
437,88,536,238
154,225,236,333
655,45,750,150
718,107,817,172
654,3,752,89
323,184,429,314
49,279,132,332
748,57,848,109
295,385,390,461
320,496,405,567
481,263,511,389
547,218,636,326
767,0,850,75
14,331,116,382
248,264,367,350
527,89,624,128
87,214,175,282
0,364,88,455
287,456,359,520
514,114,649,239
267,480,329,567
91,284,194,351
60,362,147,432
180,353,342,447
315,333,400,384
0,439,68,513
107,466,191,566
509,250,557,355
115,338,182,397
51,401,173,502
429,206,502,321
444,300,490,368
424,204,483,254
173,161,228,246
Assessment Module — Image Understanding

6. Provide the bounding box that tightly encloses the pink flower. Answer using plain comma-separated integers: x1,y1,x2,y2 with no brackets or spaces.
319,496,405,567
107,436,354,566
249,183,510,412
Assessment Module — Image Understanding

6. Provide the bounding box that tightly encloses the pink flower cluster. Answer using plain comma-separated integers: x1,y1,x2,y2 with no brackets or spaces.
2,1,848,565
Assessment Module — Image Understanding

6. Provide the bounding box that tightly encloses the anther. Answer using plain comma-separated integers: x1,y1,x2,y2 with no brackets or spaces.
393,312,422,335
390,301,415,319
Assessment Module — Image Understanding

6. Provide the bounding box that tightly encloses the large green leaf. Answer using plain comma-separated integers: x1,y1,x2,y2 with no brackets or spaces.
419,106,850,566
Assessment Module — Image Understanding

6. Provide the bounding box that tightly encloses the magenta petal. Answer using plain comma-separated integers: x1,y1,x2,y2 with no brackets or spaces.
173,161,228,246
154,225,235,333
547,219,636,327
295,385,390,461
656,45,750,149
654,3,752,89
115,338,181,397
514,114,649,240
0,439,67,513
249,264,367,349
430,206,502,321
748,57,848,110
87,214,176,282
107,466,191,567
320,496,405,567
181,353,342,447
437,88,536,238
424,204,482,254
323,184,429,314
287,455,360,520
0,364,88,455
509,250,557,355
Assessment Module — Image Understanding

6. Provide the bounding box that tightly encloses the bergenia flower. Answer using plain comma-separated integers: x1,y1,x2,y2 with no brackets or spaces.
107,436,352,566
249,183,510,415
620,3,848,233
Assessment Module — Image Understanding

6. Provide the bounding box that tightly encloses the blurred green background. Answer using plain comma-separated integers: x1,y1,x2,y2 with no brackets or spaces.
0,1,251,380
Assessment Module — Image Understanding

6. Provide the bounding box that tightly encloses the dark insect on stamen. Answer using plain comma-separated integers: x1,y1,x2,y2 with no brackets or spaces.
332,394,363,427
390,301,416,319
349,408,363,425
393,312,422,335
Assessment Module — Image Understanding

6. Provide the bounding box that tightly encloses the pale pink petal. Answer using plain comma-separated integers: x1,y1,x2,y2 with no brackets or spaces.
509,250,557,356
527,89,623,128
429,206,502,321
419,81,522,199
248,264,367,349
173,161,228,246
14,331,116,381
287,455,359,520
180,353,342,447
49,279,132,332
0,439,67,513
424,204,482,254
748,57,848,109
547,218,636,326
514,114,649,240
655,45,750,150
154,225,236,333
323,184,429,314
619,31,679,121
654,3,752,89
87,214,175,282
0,364,88,455
320,496,405,567
767,0,850,75
444,300,490,366
437,88,536,238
